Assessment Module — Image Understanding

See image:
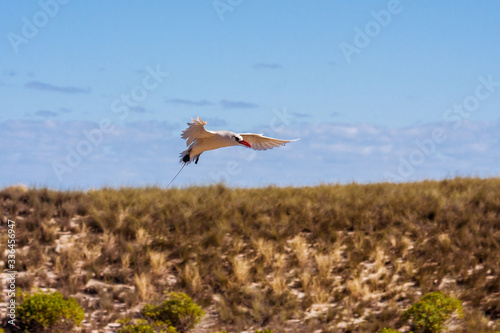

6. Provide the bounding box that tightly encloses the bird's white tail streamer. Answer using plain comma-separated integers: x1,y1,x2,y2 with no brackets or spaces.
165,163,186,190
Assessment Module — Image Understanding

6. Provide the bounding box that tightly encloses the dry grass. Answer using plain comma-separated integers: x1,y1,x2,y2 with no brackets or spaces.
1,178,500,332
181,261,203,295
232,255,251,285
134,272,153,302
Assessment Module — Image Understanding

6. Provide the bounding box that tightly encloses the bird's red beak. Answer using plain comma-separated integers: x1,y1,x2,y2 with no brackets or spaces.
240,140,251,148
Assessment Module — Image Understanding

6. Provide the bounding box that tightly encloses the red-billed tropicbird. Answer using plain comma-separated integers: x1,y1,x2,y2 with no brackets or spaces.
179,117,299,164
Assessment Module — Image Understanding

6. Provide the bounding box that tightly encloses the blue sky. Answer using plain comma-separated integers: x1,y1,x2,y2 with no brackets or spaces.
1,1,499,188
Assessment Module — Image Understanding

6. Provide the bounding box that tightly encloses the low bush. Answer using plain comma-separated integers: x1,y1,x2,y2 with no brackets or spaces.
16,290,85,332
403,291,463,333
376,329,402,333
142,292,204,332
117,318,177,333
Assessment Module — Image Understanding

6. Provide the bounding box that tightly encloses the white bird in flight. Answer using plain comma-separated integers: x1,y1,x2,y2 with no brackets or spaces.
179,117,299,164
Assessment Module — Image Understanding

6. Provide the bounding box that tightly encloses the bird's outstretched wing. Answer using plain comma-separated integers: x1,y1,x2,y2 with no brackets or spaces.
240,133,299,151
181,117,214,146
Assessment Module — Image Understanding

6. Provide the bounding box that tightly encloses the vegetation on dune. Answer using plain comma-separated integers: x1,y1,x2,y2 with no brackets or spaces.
403,291,463,333
376,328,402,333
378,291,463,333
117,292,202,333
16,290,85,332
0,177,499,332
142,292,204,332
117,318,177,333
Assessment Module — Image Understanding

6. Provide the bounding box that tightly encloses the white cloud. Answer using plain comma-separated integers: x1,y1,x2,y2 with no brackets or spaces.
0,120,498,189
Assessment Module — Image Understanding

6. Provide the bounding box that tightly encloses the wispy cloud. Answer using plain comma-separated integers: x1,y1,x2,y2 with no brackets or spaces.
4,69,16,77
34,110,59,118
129,106,147,113
253,62,282,70
59,107,72,113
25,81,91,94
166,98,214,107
166,98,259,109
0,119,498,189
290,112,311,118
204,117,227,127
220,99,259,109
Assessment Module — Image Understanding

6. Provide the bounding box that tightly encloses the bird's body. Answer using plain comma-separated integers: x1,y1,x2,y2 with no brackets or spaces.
182,130,241,164
179,117,298,164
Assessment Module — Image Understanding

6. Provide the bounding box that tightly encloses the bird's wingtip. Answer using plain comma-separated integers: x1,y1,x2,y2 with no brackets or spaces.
187,116,207,126
192,116,206,125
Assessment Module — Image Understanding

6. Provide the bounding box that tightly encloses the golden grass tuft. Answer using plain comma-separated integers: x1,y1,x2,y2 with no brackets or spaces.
134,272,154,302
290,235,309,267
314,253,334,281
253,237,275,267
268,274,288,298
148,250,166,275
181,261,203,294
232,255,251,284
346,275,371,302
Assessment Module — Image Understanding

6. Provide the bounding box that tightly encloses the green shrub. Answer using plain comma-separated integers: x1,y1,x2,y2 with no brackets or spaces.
17,290,85,332
403,291,463,333
142,292,204,332
117,318,177,333
376,329,402,333
117,319,156,333
210,329,273,333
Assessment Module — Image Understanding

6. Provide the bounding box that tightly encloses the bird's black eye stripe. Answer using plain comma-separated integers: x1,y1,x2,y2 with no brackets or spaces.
234,136,240,142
